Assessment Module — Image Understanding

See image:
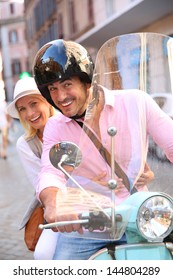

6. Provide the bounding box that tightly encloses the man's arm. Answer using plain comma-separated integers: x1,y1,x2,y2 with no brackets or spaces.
38,116,84,233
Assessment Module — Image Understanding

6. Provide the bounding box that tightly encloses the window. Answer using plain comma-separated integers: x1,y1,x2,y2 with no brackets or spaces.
88,0,94,22
58,13,63,38
9,30,18,44
162,36,173,56
68,0,76,34
11,60,21,75
10,3,15,14
26,17,33,41
35,0,56,32
105,0,114,17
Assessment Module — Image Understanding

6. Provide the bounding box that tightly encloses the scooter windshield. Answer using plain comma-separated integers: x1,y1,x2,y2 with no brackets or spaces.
50,33,173,241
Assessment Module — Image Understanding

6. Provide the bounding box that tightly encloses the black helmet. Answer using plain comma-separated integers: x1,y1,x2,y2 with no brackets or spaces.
33,39,94,108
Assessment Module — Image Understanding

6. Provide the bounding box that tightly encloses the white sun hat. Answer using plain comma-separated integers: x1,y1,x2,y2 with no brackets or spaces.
7,77,41,119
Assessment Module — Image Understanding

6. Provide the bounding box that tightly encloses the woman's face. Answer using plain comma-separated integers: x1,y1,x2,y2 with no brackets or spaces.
16,95,51,131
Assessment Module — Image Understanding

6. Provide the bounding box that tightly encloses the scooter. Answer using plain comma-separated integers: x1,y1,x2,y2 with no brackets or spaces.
39,32,173,260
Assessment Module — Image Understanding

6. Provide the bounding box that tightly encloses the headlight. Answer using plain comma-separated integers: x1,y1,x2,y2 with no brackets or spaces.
137,195,173,242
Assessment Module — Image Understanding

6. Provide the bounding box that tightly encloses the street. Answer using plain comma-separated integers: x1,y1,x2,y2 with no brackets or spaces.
0,120,33,260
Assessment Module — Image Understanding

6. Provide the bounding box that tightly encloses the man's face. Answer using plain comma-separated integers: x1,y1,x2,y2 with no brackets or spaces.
48,77,90,117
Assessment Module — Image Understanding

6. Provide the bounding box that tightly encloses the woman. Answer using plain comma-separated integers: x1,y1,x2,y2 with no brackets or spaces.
7,76,59,259
0,97,11,159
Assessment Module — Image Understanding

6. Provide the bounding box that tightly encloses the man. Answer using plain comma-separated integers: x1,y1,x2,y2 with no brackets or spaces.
33,39,172,259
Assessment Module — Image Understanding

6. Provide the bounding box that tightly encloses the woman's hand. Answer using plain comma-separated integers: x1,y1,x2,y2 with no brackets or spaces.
92,172,126,193
91,162,154,191
135,163,154,188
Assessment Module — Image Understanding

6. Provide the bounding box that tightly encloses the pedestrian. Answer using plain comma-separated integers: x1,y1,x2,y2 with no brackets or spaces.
0,97,10,159
6,77,59,259
31,39,160,260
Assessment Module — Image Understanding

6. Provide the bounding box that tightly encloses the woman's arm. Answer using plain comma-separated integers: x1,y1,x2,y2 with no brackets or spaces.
16,135,41,189
135,162,154,188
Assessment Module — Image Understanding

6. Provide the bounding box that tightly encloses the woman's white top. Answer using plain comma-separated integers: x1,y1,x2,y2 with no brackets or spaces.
16,135,42,191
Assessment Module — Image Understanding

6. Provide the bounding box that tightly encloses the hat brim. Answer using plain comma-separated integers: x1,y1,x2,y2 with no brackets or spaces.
7,90,41,119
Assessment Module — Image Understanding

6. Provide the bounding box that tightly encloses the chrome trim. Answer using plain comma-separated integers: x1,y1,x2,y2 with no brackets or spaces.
89,242,173,259
116,242,166,250
165,242,173,256
89,248,108,260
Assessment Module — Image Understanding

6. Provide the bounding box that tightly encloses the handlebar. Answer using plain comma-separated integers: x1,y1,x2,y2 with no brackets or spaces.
39,210,120,232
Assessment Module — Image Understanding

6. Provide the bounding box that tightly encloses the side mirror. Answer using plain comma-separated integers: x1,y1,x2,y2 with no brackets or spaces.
49,141,82,170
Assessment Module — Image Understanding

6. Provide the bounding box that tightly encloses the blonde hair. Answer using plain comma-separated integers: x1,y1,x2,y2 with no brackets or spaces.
17,95,55,140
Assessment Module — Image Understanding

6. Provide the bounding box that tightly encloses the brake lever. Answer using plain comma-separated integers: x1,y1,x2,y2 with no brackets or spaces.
39,219,89,230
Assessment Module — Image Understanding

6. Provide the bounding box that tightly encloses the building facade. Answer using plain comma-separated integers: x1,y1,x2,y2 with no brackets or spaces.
0,0,29,101
1,0,173,101
24,0,173,69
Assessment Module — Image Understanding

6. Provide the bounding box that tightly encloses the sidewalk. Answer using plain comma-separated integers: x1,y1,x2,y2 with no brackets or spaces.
0,120,33,260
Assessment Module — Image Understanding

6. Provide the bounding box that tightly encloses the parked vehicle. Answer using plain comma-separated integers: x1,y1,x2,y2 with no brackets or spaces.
150,93,173,118
149,93,173,161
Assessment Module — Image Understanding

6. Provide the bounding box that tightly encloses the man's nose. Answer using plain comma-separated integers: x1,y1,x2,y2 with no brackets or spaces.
56,88,68,102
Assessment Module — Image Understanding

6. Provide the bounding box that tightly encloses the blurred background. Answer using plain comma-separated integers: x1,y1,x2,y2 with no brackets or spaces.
0,0,173,102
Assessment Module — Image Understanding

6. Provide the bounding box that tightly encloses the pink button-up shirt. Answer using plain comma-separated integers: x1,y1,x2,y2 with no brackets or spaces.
37,88,173,204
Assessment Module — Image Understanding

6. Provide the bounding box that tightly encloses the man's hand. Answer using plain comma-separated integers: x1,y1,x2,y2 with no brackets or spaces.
39,187,83,234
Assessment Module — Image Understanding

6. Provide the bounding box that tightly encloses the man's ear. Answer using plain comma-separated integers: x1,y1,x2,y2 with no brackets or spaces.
86,83,91,89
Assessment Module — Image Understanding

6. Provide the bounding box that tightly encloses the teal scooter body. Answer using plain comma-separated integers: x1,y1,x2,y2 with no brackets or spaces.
89,192,173,260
